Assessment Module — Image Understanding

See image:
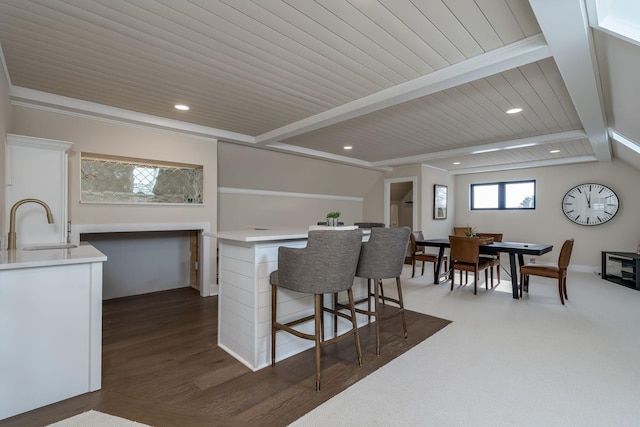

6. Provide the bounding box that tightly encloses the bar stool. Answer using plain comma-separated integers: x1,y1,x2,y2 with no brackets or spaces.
336,227,410,356
270,229,363,391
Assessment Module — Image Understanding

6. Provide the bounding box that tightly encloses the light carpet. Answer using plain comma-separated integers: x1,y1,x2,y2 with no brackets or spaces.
47,410,151,427
291,267,640,426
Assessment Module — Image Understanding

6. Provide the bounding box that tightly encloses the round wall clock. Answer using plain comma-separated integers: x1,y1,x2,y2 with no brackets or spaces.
562,183,619,226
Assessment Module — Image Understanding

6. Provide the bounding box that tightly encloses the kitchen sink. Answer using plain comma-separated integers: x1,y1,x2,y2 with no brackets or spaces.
23,243,78,251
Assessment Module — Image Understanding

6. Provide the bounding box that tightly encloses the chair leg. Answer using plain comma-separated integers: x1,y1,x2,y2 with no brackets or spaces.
497,263,501,282
421,260,425,276
333,293,338,337
412,258,416,278
396,277,408,340
271,284,277,367
473,267,478,295
367,279,373,322
347,289,363,366
314,294,323,391
485,268,489,290
558,277,565,305
373,280,381,356
450,266,455,290
563,276,568,301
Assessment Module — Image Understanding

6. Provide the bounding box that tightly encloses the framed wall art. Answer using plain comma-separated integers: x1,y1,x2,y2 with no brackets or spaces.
433,184,447,220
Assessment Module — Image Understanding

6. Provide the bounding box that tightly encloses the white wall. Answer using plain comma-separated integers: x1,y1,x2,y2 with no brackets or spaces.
0,57,10,242
217,142,383,230
421,165,455,237
454,160,640,271
10,105,218,294
83,231,192,299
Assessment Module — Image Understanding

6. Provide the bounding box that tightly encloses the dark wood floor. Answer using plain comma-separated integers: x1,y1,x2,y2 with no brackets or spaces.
1,287,450,427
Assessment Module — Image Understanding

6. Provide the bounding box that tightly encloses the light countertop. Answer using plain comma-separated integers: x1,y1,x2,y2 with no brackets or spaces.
205,226,367,243
0,242,107,271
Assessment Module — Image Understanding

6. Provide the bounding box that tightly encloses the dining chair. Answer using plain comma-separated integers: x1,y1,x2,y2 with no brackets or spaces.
478,232,504,287
336,226,410,356
270,229,363,391
453,227,468,236
519,238,574,305
448,235,491,295
410,231,448,278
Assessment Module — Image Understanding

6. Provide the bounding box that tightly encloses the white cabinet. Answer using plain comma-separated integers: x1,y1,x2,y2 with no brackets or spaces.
5,134,73,245
0,243,106,420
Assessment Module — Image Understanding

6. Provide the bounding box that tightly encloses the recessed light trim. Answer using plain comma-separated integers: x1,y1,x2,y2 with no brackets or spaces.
175,104,190,111
453,161,461,165
506,107,523,114
343,146,353,150
549,149,560,153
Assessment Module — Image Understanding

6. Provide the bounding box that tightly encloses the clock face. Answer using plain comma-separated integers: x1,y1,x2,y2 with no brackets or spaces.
562,183,619,226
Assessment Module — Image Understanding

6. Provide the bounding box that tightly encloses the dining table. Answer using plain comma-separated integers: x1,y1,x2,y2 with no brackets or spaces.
416,238,554,299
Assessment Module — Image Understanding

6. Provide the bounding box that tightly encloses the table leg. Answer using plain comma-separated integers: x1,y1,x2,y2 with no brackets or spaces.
509,253,519,299
434,247,445,284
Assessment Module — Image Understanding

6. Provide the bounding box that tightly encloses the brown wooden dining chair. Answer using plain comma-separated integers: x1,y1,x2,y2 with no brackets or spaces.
448,235,491,295
519,238,574,305
478,232,503,287
410,231,447,279
453,227,468,236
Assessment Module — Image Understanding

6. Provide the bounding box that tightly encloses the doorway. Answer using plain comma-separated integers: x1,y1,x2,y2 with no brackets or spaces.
384,177,417,230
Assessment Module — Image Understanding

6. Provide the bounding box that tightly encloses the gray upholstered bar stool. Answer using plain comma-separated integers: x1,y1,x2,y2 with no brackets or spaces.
270,229,363,391
337,226,411,356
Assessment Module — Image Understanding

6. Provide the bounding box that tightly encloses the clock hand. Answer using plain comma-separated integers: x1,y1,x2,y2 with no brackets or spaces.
585,192,591,208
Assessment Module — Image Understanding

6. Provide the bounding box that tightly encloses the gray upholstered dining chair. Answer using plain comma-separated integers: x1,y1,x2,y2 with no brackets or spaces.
269,229,363,391
335,227,411,356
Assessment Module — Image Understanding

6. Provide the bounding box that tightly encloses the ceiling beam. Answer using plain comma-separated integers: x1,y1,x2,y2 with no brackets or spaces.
529,0,611,161
255,34,551,145
371,130,587,167
9,86,250,143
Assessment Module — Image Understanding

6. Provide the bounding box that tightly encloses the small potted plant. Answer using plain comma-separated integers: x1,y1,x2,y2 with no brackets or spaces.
464,225,478,237
326,211,341,226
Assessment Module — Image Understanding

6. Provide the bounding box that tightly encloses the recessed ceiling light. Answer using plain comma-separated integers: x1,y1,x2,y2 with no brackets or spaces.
453,162,461,165
343,146,353,150
175,104,190,111
506,107,523,114
549,149,560,153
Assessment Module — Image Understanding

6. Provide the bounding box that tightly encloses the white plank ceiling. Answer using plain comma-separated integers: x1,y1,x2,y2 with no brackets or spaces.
0,0,617,173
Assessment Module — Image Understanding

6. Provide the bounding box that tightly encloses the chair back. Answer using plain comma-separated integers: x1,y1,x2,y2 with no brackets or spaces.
558,238,574,270
478,232,503,242
276,230,363,294
448,235,480,263
410,231,424,253
356,227,411,279
453,227,468,236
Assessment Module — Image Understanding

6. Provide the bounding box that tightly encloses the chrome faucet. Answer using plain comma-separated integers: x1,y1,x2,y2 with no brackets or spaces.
7,199,54,250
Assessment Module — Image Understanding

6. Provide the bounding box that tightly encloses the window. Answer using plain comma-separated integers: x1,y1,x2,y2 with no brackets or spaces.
470,180,535,210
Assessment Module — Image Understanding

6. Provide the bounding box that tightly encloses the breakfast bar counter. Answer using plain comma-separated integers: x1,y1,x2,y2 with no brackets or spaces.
207,228,368,371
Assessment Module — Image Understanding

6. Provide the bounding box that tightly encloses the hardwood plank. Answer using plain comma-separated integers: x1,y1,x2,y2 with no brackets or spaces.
1,288,450,427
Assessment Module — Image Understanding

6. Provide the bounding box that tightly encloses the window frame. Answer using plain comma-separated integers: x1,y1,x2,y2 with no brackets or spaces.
470,179,536,210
